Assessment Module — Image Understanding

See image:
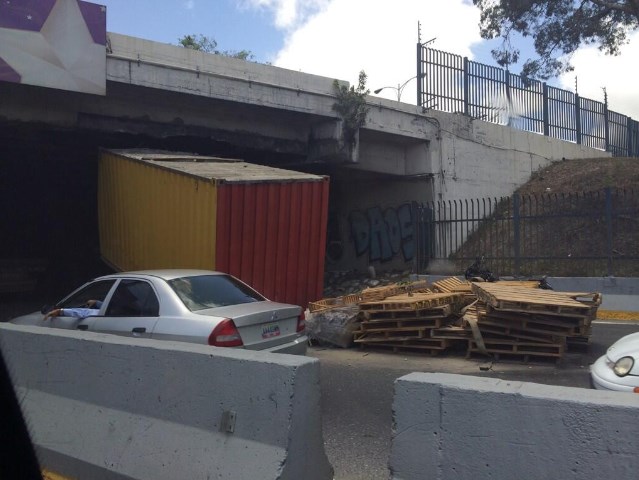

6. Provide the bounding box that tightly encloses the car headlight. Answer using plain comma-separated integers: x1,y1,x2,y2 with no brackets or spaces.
613,356,635,377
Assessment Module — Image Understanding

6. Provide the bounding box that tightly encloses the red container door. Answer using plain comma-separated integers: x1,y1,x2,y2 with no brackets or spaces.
216,178,329,308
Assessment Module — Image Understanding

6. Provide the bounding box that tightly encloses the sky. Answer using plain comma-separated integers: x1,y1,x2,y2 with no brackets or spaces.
96,0,639,120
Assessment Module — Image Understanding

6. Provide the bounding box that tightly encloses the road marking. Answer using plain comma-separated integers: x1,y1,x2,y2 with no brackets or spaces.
596,310,639,321
42,469,75,480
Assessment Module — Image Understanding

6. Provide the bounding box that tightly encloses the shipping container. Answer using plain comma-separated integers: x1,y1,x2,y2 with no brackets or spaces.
98,149,329,308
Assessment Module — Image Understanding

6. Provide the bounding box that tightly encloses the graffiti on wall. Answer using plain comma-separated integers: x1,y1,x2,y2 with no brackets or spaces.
349,203,414,263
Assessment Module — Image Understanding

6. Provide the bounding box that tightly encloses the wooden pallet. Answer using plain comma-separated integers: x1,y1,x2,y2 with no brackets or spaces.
361,304,452,321
359,284,401,302
566,334,592,349
395,280,432,294
493,280,543,288
358,315,445,330
484,307,591,335
431,325,472,340
359,280,432,302
355,334,449,345
359,292,463,312
472,283,601,317
473,319,564,344
461,301,482,322
308,293,361,313
354,326,441,342
432,277,471,293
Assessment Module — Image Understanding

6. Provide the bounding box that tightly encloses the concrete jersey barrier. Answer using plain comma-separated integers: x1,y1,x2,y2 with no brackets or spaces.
390,372,639,480
0,323,333,480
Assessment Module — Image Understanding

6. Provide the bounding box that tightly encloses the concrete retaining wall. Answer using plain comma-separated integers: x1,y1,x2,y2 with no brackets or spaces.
0,324,333,480
427,110,609,201
390,373,639,480
549,277,639,312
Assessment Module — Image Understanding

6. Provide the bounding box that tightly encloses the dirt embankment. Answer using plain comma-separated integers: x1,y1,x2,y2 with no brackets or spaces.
519,157,639,194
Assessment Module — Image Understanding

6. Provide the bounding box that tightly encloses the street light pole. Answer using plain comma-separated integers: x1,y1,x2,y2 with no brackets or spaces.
374,75,420,102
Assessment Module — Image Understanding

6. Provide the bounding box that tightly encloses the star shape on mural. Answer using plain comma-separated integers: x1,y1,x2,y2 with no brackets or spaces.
0,0,106,95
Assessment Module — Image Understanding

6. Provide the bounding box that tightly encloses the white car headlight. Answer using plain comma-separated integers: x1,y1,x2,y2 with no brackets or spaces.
613,356,635,377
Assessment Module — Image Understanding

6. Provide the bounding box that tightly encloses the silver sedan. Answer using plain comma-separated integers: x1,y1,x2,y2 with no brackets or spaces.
10,270,307,355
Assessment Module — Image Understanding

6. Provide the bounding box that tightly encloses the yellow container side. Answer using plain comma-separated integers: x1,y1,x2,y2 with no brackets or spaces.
98,151,217,271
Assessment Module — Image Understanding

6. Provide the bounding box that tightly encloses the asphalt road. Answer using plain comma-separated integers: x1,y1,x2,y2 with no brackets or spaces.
308,321,639,480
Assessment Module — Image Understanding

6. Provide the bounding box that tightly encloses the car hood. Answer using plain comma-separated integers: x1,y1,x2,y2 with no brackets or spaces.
607,332,639,362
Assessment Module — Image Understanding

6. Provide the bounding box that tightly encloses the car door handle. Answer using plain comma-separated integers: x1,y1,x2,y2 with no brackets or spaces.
132,327,146,333
77,325,88,331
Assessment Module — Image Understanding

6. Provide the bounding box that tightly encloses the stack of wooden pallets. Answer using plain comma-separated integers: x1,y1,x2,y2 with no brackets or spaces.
309,276,602,362
353,291,464,354
466,282,601,361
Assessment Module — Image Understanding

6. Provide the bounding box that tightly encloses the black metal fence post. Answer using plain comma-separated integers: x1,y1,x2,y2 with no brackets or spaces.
416,42,423,107
513,194,521,276
463,57,469,116
412,201,421,273
605,187,613,276
505,70,512,127
575,93,582,145
604,94,610,153
542,83,549,136
626,117,636,157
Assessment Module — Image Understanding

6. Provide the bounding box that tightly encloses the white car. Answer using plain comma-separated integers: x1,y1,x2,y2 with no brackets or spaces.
591,332,639,392
11,270,307,355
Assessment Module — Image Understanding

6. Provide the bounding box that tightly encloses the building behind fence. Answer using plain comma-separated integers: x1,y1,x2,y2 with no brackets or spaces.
417,45,639,158
414,188,639,278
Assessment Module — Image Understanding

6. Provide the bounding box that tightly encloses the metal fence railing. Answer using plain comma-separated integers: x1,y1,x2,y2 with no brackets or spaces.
417,45,639,157
413,188,639,278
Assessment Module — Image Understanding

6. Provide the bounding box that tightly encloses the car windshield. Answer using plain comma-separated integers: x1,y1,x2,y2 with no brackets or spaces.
168,274,265,311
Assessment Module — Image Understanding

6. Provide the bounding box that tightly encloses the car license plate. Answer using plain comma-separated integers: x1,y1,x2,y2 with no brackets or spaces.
261,322,280,339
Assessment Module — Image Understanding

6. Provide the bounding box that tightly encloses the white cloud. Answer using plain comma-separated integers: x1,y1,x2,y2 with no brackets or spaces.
270,0,483,105
559,32,639,121
253,0,637,124
240,0,329,29
184,0,195,10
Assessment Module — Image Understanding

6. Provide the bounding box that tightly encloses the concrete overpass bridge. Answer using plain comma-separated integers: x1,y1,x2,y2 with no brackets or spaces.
0,33,606,291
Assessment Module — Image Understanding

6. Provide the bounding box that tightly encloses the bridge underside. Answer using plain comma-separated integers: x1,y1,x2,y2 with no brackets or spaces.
0,80,420,296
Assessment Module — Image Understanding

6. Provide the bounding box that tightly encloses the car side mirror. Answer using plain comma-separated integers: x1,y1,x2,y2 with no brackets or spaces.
40,304,53,314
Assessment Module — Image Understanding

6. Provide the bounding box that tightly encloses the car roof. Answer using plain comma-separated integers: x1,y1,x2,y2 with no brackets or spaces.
95,269,226,281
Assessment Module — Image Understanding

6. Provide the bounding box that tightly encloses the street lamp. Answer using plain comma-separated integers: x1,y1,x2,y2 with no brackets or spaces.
374,75,421,102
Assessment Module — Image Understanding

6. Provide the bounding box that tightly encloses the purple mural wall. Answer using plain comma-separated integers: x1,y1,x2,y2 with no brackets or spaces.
0,0,106,95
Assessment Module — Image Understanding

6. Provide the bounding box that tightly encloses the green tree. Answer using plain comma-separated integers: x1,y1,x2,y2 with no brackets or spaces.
332,70,370,149
473,0,639,79
178,34,217,53
177,34,255,61
219,49,255,61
